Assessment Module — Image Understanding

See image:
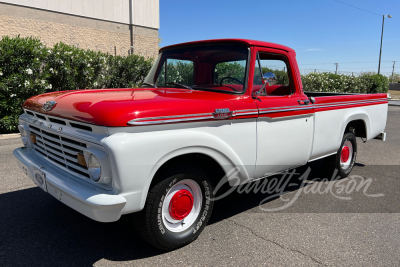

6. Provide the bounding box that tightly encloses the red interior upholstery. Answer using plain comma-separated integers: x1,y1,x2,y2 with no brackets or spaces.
266,85,291,96
220,84,244,92
252,85,291,96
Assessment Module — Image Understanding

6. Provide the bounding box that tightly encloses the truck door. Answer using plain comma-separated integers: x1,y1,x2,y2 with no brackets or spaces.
252,50,314,178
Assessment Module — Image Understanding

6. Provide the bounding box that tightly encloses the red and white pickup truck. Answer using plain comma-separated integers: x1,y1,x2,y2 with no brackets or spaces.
14,39,388,250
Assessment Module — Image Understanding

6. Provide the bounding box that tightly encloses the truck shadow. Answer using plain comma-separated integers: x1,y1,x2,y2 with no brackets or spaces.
0,159,350,265
209,159,344,223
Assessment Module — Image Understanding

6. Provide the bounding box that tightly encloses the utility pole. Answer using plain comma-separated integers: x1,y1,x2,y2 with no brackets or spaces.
129,0,134,55
391,61,396,83
334,63,339,75
378,15,385,75
378,15,392,75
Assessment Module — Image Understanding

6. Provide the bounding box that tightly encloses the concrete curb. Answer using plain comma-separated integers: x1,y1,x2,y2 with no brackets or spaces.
0,133,20,140
388,100,400,107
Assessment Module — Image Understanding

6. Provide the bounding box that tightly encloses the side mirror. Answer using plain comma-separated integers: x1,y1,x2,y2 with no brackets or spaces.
263,72,277,85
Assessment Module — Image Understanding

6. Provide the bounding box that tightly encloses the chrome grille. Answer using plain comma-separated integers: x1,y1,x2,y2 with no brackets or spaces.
24,109,92,132
29,125,90,178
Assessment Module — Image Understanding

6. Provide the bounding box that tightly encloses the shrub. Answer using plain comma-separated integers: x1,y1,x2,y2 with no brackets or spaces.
46,42,153,90
46,42,105,91
0,36,50,133
301,72,389,94
0,36,154,134
99,54,153,88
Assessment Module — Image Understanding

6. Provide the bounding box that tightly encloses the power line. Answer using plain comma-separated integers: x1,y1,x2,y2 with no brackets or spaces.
338,67,394,69
299,61,395,66
333,0,382,16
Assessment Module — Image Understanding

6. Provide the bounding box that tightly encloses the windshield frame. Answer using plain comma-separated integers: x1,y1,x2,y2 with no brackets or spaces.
144,43,251,95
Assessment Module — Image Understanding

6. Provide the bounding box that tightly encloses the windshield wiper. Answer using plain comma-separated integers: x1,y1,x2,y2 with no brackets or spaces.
166,82,192,90
141,82,157,88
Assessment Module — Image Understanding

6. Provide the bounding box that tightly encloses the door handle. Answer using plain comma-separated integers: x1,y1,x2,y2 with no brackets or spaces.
298,99,310,105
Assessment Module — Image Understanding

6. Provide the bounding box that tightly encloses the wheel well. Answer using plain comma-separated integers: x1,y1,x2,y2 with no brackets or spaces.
346,119,367,138
151,153,226,188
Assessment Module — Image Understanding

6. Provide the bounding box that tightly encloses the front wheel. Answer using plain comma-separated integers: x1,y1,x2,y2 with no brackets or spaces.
133,165,214,250
325,131,357,178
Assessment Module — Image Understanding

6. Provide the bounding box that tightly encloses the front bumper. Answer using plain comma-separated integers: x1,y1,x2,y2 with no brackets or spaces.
13,147,126,222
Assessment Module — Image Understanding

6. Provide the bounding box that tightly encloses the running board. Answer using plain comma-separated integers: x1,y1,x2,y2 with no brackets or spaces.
374,132,386,141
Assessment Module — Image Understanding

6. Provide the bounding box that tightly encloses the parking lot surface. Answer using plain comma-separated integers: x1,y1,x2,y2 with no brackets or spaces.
1,106,399,266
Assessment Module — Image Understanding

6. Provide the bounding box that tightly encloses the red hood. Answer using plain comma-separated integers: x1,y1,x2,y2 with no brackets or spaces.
23,88,237,127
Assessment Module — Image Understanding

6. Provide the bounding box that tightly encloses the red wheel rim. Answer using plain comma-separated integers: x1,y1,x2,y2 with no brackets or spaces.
341,146,350,163
169,189,194,220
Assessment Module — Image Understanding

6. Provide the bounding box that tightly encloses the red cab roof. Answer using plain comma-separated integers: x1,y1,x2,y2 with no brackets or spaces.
160,39,295,53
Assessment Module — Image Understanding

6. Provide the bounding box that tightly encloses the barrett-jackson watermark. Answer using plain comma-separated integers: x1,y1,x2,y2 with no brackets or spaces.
210,167,384,212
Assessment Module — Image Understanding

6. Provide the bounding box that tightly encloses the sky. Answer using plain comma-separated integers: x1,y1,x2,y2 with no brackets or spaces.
159,0,400,76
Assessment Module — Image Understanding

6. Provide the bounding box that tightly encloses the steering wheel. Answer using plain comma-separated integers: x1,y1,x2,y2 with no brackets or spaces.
219,77,243,92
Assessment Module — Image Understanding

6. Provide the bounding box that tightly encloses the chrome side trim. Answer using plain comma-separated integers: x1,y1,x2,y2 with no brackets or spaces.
265,114,313,120
314,99,387,109
313,98,387,106
235,111,259,116
259,106,314,114
317,100,386,106
235,109,259,113
127,98,387,125
234,109,259,116
246,164,304,183
259,105,309,111
307,152,337,162
128,113,214,125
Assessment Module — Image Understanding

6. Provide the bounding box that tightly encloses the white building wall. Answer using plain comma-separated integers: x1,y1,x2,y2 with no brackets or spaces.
0,0,159,28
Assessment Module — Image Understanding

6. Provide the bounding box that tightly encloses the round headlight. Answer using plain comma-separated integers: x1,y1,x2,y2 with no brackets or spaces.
88,153,101,182
18,125,28,146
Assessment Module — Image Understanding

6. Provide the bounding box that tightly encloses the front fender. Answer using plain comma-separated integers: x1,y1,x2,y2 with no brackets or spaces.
102,129,249,213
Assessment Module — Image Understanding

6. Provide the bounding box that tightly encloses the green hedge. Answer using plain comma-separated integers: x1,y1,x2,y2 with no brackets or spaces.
0,36,153,134
301,72,389,94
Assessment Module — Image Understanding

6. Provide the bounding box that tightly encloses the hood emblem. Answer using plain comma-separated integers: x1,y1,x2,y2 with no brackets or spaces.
42,101,57,111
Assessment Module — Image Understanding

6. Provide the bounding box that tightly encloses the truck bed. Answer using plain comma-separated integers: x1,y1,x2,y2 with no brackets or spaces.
305,92,388,161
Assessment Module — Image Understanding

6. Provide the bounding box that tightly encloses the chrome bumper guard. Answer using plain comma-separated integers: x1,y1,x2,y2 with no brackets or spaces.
374,132,387,141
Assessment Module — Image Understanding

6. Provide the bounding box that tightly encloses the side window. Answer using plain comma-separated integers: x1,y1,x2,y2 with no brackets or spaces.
156,59,194,86
255,53,292,96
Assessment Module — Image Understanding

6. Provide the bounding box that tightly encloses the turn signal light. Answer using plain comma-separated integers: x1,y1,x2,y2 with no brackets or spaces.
77,153,87,167
30,134,37,144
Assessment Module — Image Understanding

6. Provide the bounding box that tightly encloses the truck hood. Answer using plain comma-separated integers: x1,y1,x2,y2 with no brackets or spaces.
23,88,236,127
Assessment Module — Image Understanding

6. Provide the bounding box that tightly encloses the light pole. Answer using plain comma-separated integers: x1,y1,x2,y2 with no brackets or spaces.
391,61,396,83
378,14,392,75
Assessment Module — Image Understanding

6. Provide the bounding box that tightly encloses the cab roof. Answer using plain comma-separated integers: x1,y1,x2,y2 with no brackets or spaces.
160,39,295,53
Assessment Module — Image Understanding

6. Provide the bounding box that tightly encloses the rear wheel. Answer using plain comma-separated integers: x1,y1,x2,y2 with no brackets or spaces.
133,165,214,251
325,131,357,178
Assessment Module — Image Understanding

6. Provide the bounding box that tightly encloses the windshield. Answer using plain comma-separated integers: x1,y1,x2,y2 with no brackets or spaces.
143,44,249,93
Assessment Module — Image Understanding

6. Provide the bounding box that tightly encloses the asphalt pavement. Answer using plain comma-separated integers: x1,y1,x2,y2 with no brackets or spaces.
1,106,400,266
